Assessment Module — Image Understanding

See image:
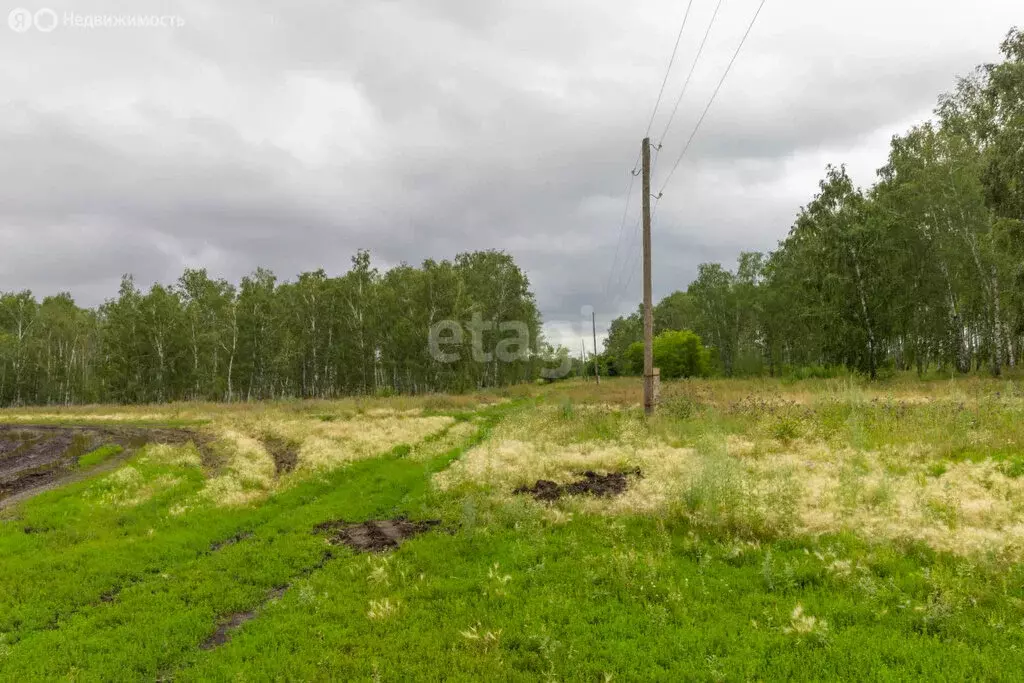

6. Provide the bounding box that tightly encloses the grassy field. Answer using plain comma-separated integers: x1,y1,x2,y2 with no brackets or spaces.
2,376,1024,680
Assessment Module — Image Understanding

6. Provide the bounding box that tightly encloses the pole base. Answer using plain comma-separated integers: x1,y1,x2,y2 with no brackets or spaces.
643,368,660,415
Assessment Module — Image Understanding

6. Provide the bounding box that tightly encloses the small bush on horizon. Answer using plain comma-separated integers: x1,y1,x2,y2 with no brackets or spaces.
625,330,711,379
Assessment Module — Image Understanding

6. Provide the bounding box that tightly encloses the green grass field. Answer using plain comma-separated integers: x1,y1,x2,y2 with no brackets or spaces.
2,376,1024,680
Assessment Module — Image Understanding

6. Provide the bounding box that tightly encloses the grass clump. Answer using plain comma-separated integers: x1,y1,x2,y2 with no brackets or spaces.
771,416,804,443
677,446,800,539
661,394,703,420
76,444,124,469
999,457,1024,478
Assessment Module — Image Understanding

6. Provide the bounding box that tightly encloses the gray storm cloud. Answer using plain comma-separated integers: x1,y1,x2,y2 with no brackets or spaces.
1,0,1020,348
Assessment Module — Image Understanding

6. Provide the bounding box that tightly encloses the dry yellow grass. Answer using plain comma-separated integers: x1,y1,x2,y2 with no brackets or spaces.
6,376,1022,554
542,375,1024,410
0,388,508,424
8,399,460,509
90,466,184,508
200,429,278,506
408,420,480,461
436,378,1024,558
140,443,204,469
748,445,1024,557
0,412,175,423
192,414,454,505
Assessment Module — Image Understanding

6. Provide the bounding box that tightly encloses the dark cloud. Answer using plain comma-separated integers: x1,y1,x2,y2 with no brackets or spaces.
0,0,1019,348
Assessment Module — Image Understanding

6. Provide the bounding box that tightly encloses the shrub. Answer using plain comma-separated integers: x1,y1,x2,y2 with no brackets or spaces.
653,330,711,379
624,341,645,375
999,457,1024,478
662,395,702,420
772,416,803,443
621,330,711,378
780,365,849,382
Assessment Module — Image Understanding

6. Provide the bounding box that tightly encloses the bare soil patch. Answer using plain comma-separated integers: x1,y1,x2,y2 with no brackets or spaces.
201,611,253,649
210,531,254,552
261,435,299,475
514,468,643,502
200,586,288,650
0,424,205,504
314,518,440,552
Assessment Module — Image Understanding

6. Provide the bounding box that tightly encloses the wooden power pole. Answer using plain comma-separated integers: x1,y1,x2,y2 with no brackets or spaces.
641,137,656,415
580,339,587,380
592,311,600,385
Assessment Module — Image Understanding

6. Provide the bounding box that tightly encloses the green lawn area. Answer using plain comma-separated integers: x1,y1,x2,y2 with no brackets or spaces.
2,377,1023,680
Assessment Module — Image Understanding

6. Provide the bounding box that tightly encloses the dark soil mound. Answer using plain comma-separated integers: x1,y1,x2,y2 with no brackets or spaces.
314,518,440,552
513,479,563,501
514,468,643,501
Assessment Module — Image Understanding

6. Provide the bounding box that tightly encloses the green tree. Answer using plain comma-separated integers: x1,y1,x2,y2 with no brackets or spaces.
653,330,710,379
0,291,38,405
624,341,644,376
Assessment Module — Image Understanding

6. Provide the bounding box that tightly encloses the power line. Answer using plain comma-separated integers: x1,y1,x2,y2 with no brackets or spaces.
622,201,666,296
619,213,643,293
622,193,663,294
603,168,639,298
643,0,696,137
607,137,667,297
605,1,696,298
610,211,640,298
656,0,725,147
657,0,767,196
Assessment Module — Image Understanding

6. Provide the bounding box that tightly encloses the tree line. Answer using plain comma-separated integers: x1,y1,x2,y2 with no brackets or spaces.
0,250,546,406
603,29,1024,379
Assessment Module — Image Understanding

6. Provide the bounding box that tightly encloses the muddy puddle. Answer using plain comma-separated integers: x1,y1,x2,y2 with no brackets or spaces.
514,468,643,501
314,518,440,552
0,425,204,504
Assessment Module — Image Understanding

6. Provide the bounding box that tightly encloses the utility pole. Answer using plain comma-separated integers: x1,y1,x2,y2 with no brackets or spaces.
592,311,600,385
580,339,588,380
641,137,656,415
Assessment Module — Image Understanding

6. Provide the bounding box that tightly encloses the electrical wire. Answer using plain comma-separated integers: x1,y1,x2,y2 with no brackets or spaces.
602,169,639,298
657,0,767,196
643,0,696,137
656,0,725,147
604,1,696,299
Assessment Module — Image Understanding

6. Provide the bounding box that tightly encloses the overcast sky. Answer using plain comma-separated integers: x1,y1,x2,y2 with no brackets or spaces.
1,0,1020,348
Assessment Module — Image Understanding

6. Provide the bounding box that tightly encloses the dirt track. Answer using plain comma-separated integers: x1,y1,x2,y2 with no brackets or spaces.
0,425,204,507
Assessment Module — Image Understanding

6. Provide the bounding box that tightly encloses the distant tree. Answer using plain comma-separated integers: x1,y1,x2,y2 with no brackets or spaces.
600,28,1024,379
653,330,710,379
0,291,38,405
654,292,695,334
624,341,644,376
687,263,739,375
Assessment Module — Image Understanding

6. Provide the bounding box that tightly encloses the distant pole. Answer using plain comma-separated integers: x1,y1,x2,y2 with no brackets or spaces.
642,137,655,415
580,339,588,380
592,311,600,385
